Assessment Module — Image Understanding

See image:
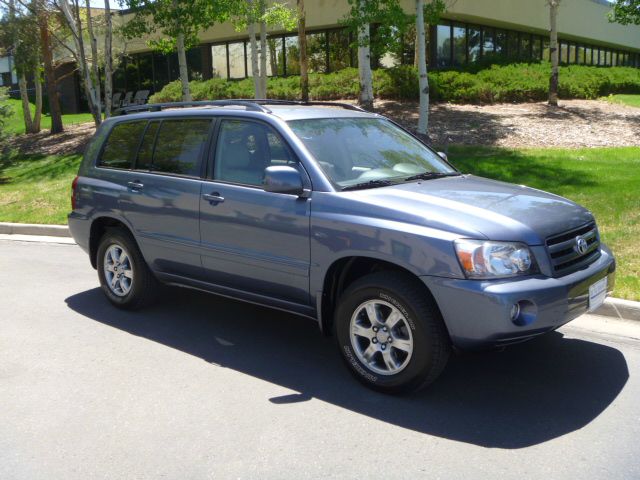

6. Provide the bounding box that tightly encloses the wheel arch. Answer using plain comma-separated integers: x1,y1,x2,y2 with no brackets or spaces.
317,255,439,336
89,216,136,269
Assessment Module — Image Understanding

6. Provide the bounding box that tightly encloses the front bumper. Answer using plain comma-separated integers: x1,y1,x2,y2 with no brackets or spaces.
421,244,616,350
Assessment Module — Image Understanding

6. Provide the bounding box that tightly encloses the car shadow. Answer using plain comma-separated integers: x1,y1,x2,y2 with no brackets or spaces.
65,286,629,449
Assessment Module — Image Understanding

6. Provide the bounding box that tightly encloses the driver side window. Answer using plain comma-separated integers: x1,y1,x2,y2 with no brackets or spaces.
214,120,295,186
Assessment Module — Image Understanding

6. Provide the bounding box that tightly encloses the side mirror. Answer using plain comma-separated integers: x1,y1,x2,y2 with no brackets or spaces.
437,151,448,162
263,166,305,196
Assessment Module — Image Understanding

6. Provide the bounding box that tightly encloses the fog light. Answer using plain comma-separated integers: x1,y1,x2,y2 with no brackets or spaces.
510,303,521,321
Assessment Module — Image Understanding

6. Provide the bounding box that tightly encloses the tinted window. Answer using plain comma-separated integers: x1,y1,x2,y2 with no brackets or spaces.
135,121,160,170
214,120,294,186
99,121,146,169
152,119,211,176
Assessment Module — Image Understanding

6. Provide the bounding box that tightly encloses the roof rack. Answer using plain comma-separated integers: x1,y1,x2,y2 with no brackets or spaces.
115,100,271,116
114,99,370,116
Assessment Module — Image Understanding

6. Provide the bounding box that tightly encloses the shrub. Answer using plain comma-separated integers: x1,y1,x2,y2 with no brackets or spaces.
149,63,640,105
0,87,14,150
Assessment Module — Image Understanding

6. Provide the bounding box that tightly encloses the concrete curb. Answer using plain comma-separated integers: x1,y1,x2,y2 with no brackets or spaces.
0,222,71,238
0,223,638,322
593,297,640,323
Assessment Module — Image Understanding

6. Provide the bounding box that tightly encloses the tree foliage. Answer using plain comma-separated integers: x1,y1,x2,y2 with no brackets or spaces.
609,0,640,25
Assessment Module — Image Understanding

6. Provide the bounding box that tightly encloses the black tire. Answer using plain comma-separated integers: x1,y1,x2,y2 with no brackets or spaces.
335,271,451,394
96,227,158,310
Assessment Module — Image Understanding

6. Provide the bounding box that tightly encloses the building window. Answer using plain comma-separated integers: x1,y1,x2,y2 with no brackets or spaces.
211,44,227,79
482,28,496,57
436,24,451,67
452,24,466,66
328,29,352,71
284,36,300,75
229,42,246,79
138,54,153,90
532,36,542,61
468,26,481,63
307,31,328,73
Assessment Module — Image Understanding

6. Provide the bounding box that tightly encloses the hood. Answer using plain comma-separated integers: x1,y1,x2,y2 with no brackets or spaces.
345,175,594,245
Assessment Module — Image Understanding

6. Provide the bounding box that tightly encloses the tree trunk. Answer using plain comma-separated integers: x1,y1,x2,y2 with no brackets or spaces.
416,0,429,135
176,33,192,102
548,0,560,106
18,74,34,134
357,1,374,110
59,0,101,126
86,1,102,120
297,0,308,102
259,17,268,98
38,10,63,134
33,69,42,132
104,0,113,117
248,21,261,99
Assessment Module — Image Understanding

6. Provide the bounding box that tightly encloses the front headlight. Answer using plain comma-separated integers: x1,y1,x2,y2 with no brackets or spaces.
454,239,537,279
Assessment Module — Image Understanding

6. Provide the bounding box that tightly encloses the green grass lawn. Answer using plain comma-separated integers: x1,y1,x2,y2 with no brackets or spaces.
603,94,640,108
0,146,638,300
3,98,94,135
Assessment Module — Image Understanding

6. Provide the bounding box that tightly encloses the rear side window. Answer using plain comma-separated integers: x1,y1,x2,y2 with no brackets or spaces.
99,121,147,169
151,119,211,176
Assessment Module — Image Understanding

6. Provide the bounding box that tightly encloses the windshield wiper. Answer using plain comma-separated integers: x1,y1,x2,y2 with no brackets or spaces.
403,171,461,182
341,179,395,191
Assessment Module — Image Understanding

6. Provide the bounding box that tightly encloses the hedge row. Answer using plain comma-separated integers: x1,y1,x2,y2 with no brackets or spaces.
149,62,640,104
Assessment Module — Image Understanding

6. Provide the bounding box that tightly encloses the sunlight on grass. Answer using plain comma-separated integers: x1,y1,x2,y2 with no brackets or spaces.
603,94,640,108
3,98,94,135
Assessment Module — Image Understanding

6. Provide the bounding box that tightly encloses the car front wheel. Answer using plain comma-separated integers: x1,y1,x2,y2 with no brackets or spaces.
335,271,451,393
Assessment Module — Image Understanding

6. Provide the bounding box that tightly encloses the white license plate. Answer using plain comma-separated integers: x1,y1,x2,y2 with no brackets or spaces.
588,277,608,312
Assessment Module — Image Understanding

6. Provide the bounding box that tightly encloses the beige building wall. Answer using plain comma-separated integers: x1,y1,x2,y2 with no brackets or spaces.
123,0,640,54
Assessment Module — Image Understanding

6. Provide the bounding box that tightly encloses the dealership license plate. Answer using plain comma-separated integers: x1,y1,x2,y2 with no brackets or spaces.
588,277,608,312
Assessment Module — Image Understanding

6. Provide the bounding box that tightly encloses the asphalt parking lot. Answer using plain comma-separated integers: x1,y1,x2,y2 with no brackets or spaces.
1,239,639,479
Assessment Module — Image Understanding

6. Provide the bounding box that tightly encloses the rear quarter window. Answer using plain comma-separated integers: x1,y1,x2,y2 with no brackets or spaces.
98,121,147,169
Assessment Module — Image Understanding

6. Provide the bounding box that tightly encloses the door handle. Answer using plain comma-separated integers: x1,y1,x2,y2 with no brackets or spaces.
127,181,144,190
202,192,225,204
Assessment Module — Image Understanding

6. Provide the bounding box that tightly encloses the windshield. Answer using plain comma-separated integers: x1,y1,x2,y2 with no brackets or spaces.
287,118,456,189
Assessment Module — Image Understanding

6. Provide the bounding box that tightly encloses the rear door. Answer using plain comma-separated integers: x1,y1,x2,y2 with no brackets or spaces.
199,118,312,306
118,117,213,278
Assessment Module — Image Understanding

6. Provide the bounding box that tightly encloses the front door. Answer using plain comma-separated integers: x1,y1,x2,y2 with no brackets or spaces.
199,118,311,306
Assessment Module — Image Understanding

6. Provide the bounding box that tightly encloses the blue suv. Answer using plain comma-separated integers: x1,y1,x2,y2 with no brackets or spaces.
69,100,615,393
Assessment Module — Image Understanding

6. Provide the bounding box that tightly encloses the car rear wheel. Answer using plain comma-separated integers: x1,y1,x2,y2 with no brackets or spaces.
335,271,451,394
96,228,158,309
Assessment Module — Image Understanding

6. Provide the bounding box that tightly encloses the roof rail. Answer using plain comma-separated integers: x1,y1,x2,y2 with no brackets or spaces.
248,99,368,112
113,99,370,116
114,100,271,116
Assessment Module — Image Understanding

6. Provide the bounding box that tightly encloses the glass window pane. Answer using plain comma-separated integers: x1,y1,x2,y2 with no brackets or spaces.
211,44,227,79
187,47,204,81
584,46,592,65
329,29,351,71
99,121,147,169
577,45,585,64
153,53,169,91
266,37,285,76
495,30,507,57
307,32,328,73
452,24,466,66
532,36,542,61
285,36,300,75
520,34,531,61
506,31,518,59
168,53,179,81
214,120,290,186
152,120,211,176
136,121,159,171
468,26,481,63
482,28,497,62
605,50,612,66
436,24,451,67
113,60,126,92
228,42,245,79
542,38,550,62
137,54,153,91
569,44,576,64
560,42,568,64
125,56,139,91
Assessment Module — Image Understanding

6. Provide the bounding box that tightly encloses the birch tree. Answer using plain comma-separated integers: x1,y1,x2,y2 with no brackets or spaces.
415,0,445,135
103,0,113,117
548,0,560,106
297,0,308,102
344,0,409,111
235,1,296,99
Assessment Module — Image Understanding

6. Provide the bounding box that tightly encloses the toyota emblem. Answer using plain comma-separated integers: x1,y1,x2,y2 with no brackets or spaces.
575,236,589,255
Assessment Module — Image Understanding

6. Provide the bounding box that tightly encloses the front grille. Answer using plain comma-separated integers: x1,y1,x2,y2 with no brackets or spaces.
546,222,600,276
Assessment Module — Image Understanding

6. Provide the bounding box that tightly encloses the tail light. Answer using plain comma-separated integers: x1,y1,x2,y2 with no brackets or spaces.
71,175,79,210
